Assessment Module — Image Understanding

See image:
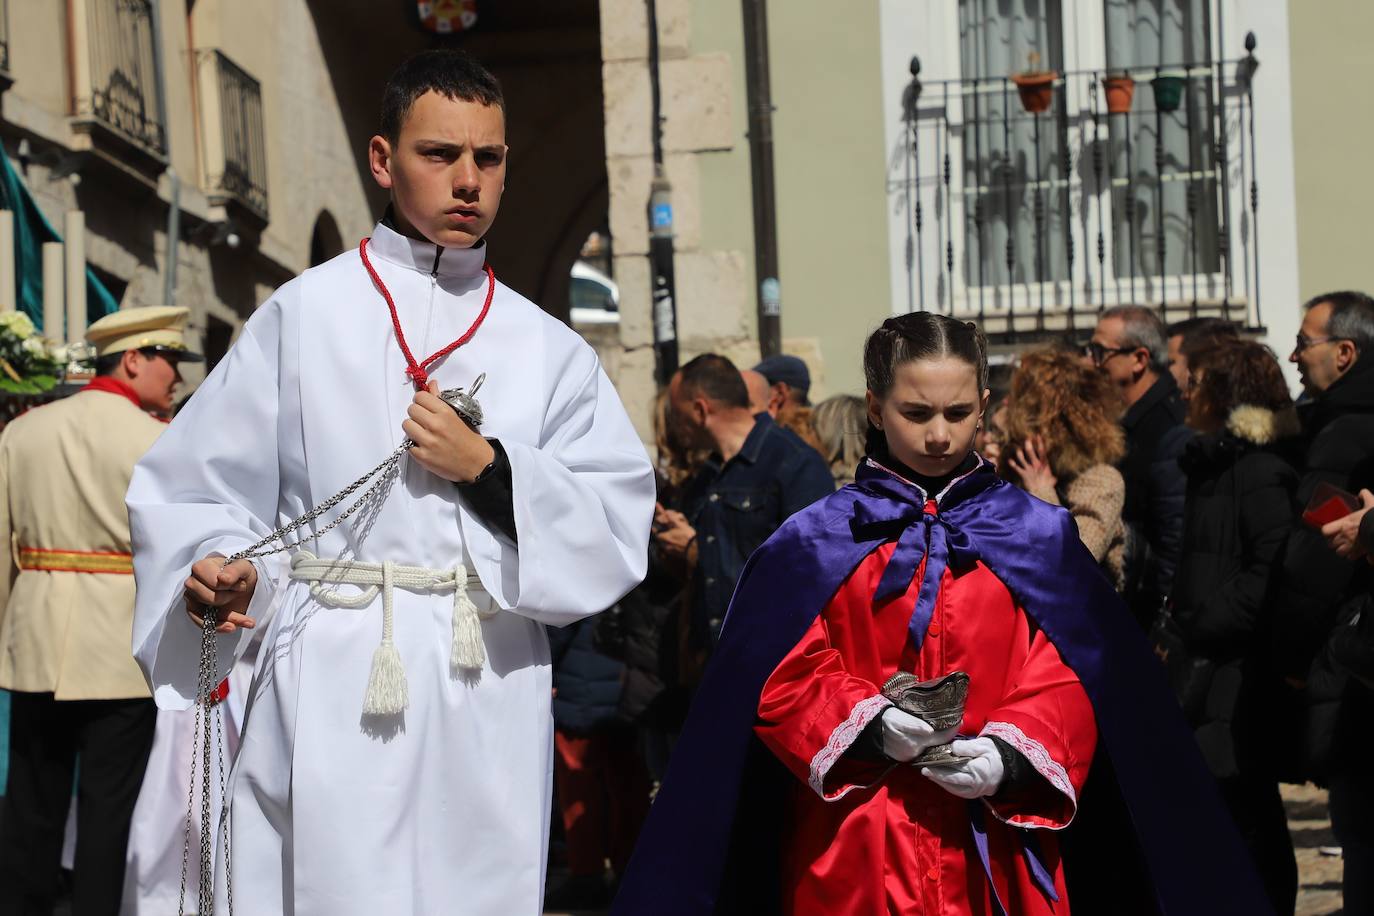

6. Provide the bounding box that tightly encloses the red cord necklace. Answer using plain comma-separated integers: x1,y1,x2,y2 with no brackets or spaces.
359,237,496,390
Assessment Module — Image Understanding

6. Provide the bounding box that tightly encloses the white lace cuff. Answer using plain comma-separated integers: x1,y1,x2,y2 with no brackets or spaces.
807,694,891,801
981,720,1077,828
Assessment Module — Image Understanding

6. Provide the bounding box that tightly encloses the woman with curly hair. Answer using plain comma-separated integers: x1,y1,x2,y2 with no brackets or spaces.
1002,347,1128,590
1161,336,1300,913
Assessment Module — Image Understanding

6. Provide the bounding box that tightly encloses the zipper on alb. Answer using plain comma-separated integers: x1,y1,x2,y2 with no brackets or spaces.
419,245,442,364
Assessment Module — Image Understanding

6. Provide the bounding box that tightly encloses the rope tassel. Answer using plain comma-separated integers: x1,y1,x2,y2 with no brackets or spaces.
452,574,486,671
289,551,495,715
363,560,408,715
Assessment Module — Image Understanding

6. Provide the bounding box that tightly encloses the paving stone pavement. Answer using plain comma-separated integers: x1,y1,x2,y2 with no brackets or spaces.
1287,782,1344,916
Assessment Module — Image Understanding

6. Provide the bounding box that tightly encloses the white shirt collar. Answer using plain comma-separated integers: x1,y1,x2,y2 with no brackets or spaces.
365,221,489,280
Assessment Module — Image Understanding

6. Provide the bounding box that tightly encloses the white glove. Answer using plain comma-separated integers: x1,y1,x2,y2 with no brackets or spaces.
880,707,959,762
920,737,1006,799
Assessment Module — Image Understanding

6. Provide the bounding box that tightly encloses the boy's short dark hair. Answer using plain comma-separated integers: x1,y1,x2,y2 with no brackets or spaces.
379,50,505,141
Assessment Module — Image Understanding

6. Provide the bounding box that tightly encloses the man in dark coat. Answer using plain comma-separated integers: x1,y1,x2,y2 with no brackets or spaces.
653,355,834,654
1276,290,1374,912
1084,305,1190,629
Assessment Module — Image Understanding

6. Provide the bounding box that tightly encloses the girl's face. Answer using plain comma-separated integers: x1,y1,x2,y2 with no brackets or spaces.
867,357,990,478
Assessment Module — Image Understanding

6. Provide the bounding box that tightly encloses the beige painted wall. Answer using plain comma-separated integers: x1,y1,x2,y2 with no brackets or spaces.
599,0,892,417
769,0,890,398
1288,0,1374,300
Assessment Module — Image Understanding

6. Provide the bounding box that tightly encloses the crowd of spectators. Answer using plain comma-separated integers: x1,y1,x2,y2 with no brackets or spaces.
545,293,1374,913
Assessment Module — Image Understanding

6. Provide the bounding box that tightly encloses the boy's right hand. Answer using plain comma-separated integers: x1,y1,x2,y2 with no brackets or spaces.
184,556,259,634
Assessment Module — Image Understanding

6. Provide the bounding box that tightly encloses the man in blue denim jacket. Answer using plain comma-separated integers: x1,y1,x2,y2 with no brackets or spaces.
656,354,834,653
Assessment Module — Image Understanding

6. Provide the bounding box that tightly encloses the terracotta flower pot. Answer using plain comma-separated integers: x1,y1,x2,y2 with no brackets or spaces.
1011,71,1057,114
1102,74,1136,114
1151,73,1187,113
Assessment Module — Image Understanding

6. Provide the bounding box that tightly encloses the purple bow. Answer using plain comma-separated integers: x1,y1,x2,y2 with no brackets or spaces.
850,493,980,651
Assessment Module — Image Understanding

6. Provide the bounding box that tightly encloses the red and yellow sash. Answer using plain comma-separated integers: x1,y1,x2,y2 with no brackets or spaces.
17,546,134,575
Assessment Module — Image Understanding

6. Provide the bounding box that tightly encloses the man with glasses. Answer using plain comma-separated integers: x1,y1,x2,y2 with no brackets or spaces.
1271,290,1374,911
1082,305,1190,631
0,306,200,916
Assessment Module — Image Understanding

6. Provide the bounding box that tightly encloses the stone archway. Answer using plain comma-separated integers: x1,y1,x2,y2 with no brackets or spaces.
310,210,345,267
304,0,607,322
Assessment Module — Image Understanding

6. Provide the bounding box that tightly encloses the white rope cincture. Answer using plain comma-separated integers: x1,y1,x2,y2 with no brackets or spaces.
289,550,497,715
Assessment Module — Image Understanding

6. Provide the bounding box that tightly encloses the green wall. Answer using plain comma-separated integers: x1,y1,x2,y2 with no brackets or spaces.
1289,0,1374,299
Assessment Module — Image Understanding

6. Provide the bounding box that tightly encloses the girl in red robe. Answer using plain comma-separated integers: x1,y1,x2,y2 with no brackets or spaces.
755,315,1095,914
613,313,1272,916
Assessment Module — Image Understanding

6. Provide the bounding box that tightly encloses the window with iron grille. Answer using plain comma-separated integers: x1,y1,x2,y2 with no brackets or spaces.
86,0,165,154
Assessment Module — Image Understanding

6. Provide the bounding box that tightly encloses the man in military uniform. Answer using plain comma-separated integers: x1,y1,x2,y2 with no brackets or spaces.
0,306,201,916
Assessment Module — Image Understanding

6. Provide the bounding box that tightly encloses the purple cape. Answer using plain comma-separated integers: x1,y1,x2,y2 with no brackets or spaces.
612,462,1271,915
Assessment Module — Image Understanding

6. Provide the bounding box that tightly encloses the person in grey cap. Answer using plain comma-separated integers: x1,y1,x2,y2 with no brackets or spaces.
753,354,823,453
753,354,811,414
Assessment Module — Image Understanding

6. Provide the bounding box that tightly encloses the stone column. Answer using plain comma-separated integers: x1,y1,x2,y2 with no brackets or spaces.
599,0,756,443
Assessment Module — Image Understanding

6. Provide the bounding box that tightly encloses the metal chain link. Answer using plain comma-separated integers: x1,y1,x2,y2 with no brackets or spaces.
177,379,482,915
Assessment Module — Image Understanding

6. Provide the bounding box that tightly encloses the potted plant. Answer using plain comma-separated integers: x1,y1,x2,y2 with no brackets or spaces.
1151,70,1188,113
1011,52,1057,114
1102,71,1136,114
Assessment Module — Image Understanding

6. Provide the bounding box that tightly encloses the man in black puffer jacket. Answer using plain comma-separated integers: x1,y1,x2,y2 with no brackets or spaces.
1273,290,1374,913
1275,293,1374,685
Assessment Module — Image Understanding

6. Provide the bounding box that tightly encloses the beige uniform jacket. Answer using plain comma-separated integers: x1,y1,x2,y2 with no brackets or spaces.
0,387,164,699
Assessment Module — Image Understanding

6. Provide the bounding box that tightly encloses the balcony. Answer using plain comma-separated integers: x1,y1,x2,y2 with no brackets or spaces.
70,0,166,161
892,36,1264,343
196,50,269,224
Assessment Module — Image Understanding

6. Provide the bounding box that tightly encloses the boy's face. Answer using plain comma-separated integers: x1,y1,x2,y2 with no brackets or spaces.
369,91,507,249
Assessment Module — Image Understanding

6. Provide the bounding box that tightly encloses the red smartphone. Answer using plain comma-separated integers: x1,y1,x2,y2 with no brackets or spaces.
1302,482,1361,529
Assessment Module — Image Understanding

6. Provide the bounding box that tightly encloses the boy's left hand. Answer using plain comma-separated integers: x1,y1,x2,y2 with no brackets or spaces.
404,381,495,483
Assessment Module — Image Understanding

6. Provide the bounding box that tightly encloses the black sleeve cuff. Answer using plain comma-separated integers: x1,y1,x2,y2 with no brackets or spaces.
456,438,518,544
989,735,1051,802
844,713,891,763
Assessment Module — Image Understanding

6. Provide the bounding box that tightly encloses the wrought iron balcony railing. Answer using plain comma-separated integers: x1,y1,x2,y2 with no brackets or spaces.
196,49,269,223
80,0,165,155
891,35,1263,339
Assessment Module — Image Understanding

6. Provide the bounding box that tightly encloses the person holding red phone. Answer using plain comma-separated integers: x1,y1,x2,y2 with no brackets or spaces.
1273,289,1374,914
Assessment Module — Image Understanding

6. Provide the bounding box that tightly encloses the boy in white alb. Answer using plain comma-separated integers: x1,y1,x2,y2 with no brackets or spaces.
126,50,654,915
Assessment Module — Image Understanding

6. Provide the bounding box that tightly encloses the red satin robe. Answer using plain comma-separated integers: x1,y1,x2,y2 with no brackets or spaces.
755,536,1097,915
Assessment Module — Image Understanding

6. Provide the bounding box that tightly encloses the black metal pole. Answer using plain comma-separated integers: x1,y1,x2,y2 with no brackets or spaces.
1243,32,1261,330
943,83,954,316
1124,107,1137,304
972,78,987,323
741,0,781,358
908,60,925,312
1060,79,1074,326
1033,110,1046,325
1093,76,1109,307
647,0,679,384
1186,71,1200,314
1215,0,1233,315
1154,67,1167,310
903,77,915,312
1001,79,1015,318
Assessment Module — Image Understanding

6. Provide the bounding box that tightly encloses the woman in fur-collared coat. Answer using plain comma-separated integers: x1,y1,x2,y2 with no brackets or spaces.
1169,337,1301,914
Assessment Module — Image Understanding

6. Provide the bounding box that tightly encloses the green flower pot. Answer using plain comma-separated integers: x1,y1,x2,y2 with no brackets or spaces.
1151,73,1187,113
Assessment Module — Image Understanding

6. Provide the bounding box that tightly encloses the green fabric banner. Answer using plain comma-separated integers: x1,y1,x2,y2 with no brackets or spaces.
0,150,119,333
